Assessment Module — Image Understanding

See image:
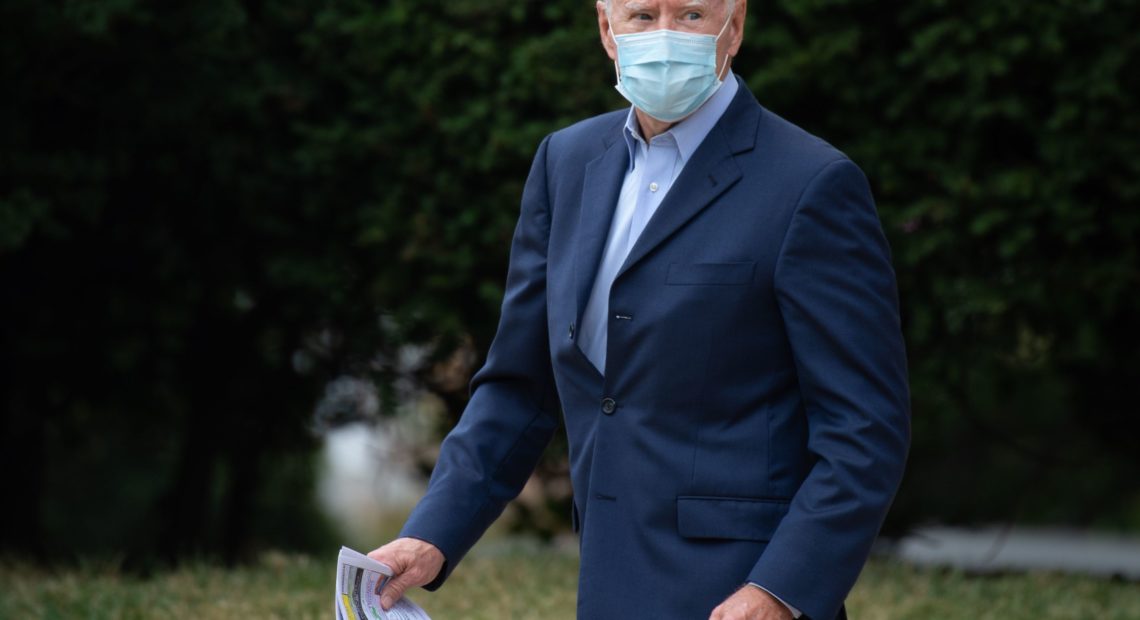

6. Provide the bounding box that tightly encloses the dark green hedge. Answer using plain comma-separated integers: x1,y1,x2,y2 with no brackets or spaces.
2,0,1137,561
742,0,1140,529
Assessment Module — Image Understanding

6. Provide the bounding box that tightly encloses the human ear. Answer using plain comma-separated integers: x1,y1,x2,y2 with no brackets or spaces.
597,1,618,62
727,0,747,58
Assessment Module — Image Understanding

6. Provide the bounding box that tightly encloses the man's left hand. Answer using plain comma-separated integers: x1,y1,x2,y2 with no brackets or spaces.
709,585,794,620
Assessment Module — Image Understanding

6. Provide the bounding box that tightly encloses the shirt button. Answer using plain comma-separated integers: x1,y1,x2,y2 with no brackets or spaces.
601,398,617,415
649,182,659,192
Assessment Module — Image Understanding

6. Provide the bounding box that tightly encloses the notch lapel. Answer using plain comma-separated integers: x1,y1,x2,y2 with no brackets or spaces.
617,127,740,278
574,136,630,325
618,82,761,279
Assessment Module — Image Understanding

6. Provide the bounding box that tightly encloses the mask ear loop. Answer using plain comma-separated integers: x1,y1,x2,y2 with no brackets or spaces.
608,24,623,84
714,9,735,81
716,53,732,81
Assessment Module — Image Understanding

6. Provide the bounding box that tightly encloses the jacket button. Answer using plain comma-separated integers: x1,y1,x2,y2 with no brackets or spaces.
601,398,617,415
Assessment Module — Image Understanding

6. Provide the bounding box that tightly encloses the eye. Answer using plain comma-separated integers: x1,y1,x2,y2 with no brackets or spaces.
684,11,702,20
633,12,654,20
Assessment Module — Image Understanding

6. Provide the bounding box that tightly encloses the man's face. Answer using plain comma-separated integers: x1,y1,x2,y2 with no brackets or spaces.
597,0,747,72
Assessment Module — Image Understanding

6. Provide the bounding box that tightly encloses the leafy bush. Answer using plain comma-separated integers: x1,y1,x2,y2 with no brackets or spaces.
1,0,1136,562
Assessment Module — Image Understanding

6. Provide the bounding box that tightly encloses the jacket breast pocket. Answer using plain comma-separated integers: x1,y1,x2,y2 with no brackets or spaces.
676,495,791,542
666,262,755,286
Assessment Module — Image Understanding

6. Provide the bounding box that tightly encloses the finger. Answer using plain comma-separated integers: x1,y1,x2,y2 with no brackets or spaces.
367,548,399,570
378,572,420,610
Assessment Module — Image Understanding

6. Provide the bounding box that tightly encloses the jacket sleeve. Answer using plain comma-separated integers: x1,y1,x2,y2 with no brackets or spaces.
750,158,911,620
399,135,561,589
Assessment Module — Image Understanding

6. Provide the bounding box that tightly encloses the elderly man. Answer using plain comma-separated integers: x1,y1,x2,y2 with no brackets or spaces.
369,1,910,618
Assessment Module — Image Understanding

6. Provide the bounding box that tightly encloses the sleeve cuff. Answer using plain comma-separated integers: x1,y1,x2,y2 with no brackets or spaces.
747,582,803,618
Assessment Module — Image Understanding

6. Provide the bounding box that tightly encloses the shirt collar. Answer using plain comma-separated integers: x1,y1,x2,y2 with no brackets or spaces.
622,71,740,170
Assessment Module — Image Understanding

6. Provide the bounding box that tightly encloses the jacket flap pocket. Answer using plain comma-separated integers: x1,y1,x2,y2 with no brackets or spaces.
666,262,755,285
676,495,790,541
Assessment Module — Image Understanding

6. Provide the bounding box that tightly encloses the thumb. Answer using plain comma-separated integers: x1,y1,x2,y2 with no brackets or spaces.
379,572,416,611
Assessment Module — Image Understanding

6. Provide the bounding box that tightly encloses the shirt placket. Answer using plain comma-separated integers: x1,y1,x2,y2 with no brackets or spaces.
627,135,678,254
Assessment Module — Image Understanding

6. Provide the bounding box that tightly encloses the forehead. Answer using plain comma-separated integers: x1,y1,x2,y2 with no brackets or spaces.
611,0,722,11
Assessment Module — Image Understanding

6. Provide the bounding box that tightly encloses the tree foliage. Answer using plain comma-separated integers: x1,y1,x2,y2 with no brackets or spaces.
1,0,1137,562
741,0,1140,528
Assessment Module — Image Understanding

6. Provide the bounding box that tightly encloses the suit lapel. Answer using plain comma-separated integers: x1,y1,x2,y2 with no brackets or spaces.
618,129,741,277
574,130,630,324
618,82,762,279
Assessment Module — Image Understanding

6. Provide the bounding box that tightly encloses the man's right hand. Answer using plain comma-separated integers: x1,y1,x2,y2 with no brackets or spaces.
367,537,446,610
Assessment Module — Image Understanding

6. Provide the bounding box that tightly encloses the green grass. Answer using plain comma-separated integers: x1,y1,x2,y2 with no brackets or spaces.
2,543,1138,619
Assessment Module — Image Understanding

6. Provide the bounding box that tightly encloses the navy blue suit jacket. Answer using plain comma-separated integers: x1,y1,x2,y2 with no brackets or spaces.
402,78,910,620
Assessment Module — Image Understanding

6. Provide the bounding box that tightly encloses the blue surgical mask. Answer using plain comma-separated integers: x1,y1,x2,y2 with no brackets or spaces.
611,12,733,123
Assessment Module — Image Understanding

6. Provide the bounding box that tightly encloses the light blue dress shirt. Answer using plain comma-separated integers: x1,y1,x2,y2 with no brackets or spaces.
577,72,739,374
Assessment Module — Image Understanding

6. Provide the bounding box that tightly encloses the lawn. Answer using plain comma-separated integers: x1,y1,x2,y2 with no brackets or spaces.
2,541,1138,619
